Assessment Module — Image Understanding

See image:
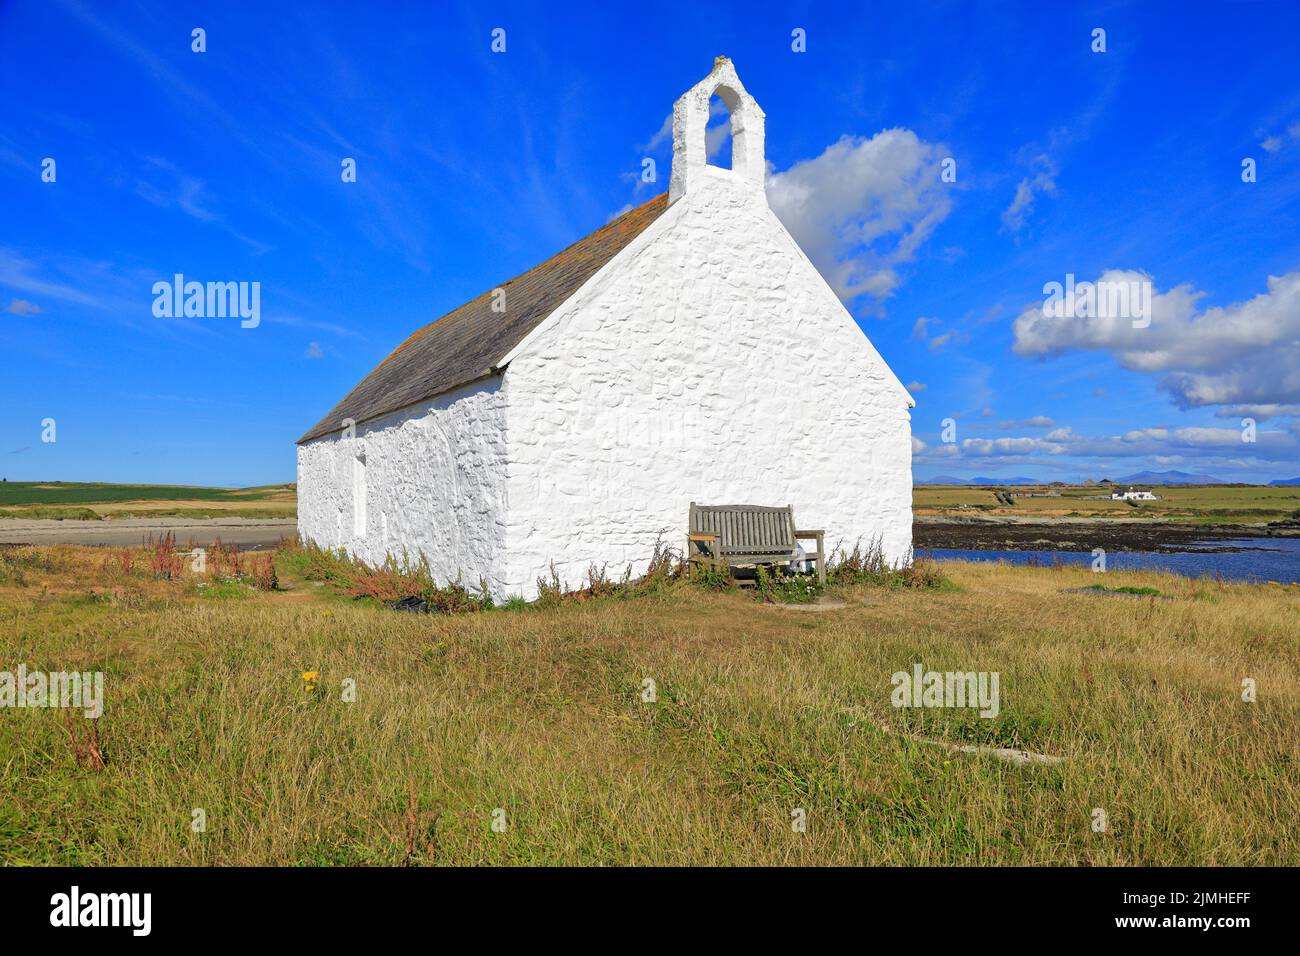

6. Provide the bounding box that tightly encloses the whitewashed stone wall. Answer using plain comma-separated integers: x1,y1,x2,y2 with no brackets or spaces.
499,166,913,598
296,377,510,596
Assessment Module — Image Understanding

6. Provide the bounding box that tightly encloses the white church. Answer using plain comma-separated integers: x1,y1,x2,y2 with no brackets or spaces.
297,58,915,600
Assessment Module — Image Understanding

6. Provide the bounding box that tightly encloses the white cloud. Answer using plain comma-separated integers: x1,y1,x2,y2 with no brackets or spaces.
705,97,731,161
928,329,968,352
767,129,953,307
637,122,952,309
1012,269,1300,408
4,298,42,315
912,414,1299,473
963,436,1063,455
1213,404,1300,421
643,99,730,160
1001,154,1056,233
944,423,1298,463
1259,123,1300,153
998,416,1054,429
906,380,927,392
911,315,969,352
642,113,673,153
916,442,960,460
305,341,324,359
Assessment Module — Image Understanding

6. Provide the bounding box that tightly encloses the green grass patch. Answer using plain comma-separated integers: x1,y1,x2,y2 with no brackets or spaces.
0,481,294,507
1081,584,1163,596
0,506,102,520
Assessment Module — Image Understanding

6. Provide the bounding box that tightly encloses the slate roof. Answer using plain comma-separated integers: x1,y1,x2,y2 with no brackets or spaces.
298,193,669,444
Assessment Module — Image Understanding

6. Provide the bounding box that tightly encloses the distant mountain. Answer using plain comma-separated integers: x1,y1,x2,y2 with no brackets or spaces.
1114,470,1223,485
1270,477,1300,486
919,475,1042,485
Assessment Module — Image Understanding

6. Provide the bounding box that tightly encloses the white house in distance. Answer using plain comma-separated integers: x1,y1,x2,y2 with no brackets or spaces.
1112,487,1159,501
296,58,915,600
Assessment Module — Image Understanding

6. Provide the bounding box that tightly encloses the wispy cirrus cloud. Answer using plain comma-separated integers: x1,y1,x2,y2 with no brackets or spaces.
134,157,272,254
259,310,363,340
0,248,100,306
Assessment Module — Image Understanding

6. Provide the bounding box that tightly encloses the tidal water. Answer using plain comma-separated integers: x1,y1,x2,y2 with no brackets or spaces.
916,537,1300,585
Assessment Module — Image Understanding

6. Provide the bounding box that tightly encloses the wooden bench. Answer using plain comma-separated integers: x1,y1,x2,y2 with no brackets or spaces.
687,502,825,584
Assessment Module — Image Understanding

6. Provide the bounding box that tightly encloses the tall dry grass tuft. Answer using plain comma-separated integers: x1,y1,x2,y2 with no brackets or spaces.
208,539,277,591
148,532,183,580
403,777,439,867
535,536,683,608
285,540,488,611
63,712,106,772
826,538,948,590
209,538,244,578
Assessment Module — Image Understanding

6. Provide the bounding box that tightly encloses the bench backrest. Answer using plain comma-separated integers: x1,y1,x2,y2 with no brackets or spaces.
689,502,797,557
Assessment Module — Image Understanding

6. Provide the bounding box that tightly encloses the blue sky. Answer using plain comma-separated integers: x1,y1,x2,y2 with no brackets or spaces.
2,0,1299,486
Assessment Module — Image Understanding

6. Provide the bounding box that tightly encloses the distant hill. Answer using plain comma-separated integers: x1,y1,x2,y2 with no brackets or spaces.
1114,470,1223,485
920,475,1042,485
1270,477,1300,486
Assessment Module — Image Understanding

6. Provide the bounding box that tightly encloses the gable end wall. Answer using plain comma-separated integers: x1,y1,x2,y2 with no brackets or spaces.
500,171,913,598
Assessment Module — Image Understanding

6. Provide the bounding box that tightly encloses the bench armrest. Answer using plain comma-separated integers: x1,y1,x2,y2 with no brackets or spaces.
793,530,826,584
685,532,721,577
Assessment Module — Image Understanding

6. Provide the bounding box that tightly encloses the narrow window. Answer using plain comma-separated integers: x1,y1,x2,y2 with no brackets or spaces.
352,453,367,537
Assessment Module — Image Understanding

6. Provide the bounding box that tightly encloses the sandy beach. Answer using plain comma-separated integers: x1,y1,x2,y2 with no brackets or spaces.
0,516,297,549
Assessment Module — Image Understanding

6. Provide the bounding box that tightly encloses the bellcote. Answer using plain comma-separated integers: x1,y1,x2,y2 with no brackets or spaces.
668,57,767,205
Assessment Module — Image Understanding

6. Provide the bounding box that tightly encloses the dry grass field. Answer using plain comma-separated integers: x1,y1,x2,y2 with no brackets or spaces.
1,539,1297,866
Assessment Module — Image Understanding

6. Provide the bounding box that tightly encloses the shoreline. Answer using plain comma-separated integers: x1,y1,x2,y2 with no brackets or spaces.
914,515,1300,552
4,514,1299,555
